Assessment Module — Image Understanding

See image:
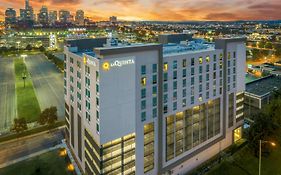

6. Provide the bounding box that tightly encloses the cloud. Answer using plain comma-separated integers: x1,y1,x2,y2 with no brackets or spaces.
248,3,281,10
205,12,240,21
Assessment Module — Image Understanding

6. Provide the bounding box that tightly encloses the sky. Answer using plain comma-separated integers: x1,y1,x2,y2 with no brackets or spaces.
0,0,281,21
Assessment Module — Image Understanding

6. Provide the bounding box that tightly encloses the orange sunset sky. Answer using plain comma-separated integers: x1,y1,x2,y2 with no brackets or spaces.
0,0,280,21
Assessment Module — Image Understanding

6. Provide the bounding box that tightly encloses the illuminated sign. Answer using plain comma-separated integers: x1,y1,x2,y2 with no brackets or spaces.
102,58,135,71
83,56,96,66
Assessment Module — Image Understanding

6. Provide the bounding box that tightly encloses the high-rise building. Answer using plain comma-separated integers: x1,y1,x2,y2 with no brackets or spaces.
37,6,48,25
109,16,117,23
64,34,246,175
59,10,71,23
20,0,34,24
5,8,17,27
49,11,58,25
75,10,85,26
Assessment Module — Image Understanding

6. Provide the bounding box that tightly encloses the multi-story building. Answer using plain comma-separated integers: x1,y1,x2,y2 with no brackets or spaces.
59,10,71,23
5,8,17,27
75,10,85,26
49,10,58,25
37,6,48,25
109,16,117,23
64,34,246,175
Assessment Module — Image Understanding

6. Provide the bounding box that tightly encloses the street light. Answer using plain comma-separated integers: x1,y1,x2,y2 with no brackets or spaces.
259,140,276,175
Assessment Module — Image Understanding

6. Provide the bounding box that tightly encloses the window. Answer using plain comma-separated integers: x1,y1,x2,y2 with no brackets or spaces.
96,84,99,93
141,89,146,98
152,86,157,95
96,71,99,80
141,65,146,75
153,97,157,107
70,57,73,63
164,94,168,103
141,112,146,121
199,84,202,92
164,83,168,92
70,67,73,73
141,100,146,110
206,82,209,90
228,52,231,59
96,123,99,132
86,100,91,110
198,94,203,102
77,82,81,90
96,97,99,107
233,52,236,58
70,85,74,93
77,61,81,69
153,108,157,118
182,59,187,67
70,76,74,83
164,62,168,72
191,67,194,75
77,71,81,79
173,91,177,100
86,112,91,122
191,87,194,95
153,75,157,84
199,66,202,74
164,105,168,114
173,81,177,90
206,91,209,99
96,111,99,120
206,65,210,72
228,60,231,67
183,89,186,97
191,96,194,104
191,58,195,66
86,89,90,98
183,79,186,87
173,102,177,110
206,56,210,62
182,99,186,107
77,92,81,100
213,72,217,79
199,57,203,64
77,102,81,111
85,65,90,74
183,69,186,77
173,60,177,69
173,71,177,79
213,54,217,62
213,63,217,71
191,77,194,85
206,74,209,81
141,77,146,86
153,64,157,73
220,53,223,61
199,75,202,83
164,73,168,81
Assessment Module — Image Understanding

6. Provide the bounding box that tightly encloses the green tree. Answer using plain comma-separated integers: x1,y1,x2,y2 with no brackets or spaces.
265,42,273,49
39,46,46,52
11,118,28,133
25,44,33,51
38,106,58,126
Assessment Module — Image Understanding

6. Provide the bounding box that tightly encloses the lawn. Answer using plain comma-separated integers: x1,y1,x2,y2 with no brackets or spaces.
0,149,75,175
14,57,41,122
207,140,281,175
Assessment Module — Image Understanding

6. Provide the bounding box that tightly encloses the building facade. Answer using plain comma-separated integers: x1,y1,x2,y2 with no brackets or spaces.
37,6,48,25
75,10,85,26
64,35,246,175
5,8,17,27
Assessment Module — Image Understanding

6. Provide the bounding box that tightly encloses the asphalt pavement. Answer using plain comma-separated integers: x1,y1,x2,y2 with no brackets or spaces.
0,57,16,132
0,128,64,167
25,54,65,120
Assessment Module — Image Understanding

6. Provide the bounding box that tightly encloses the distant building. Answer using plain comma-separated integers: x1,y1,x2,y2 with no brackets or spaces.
5,8,17,27
37,6,48,25
75,10,84,26
64,35,246,175
158,33,193,44
59,10,71,23
19,0,34,27
245,75,281,117
49,11,57,25
109,16,117,23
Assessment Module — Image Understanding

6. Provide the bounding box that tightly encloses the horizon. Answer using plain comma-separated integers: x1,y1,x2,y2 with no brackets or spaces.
0,0,281,22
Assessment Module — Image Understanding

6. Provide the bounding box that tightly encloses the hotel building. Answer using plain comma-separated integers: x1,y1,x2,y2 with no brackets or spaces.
64,35,246,175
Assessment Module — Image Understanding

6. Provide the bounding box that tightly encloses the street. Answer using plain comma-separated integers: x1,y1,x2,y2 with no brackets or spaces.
25,54,64,120
0,57,16,132
0,128,64,167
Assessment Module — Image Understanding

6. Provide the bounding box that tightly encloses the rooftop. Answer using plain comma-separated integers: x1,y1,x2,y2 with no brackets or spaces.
246,75,281,96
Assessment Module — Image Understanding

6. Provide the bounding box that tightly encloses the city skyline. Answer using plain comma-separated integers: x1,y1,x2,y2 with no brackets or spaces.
0,0,281,22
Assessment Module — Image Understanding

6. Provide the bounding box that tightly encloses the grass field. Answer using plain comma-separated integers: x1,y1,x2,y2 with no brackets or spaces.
14,57,41,122
0,149,75,175
207,138,281,175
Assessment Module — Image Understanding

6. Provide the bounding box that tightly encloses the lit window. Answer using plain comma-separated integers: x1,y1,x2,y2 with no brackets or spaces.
141,77,146,86
164,62,168,72
228,52,231,59
206,56,210,62
199,57,203,64
182,59,187,67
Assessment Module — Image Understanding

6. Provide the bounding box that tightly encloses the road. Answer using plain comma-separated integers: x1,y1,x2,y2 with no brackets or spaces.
0,128,64,167
25,54,64,120
0,57,16,132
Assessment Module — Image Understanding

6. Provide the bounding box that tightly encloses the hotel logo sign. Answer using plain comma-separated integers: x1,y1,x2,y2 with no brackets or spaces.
83,56,96,66
102,58,135,71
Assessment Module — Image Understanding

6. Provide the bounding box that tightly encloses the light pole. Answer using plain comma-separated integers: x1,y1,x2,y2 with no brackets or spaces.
259,140,276,175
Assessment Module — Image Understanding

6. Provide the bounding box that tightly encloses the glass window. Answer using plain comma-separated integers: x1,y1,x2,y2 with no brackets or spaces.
206,56,210,62
153,75,157,84
173,102,177,110
182,99,186,107
164,62,168,72
182,59,187,67
213,54,217,62
164,105,168,114
152,86,157,95
141,65,146,75
191,77,194,85
199,57,203,64
233,52,236,58
199,66,202,74
191,96,194,104
228,52,231,59
173,91,177,100
141,77,146,86
191,67,194,75
183,69,186,77
173,60,177,69
191,58,195,66
164,72,168,81
164,94,168,103
153,64,157,73
96,84,99,93
153,108,157,118
206,74,209,81
173,81,177,90
96,71,99,80
141,89,146,98
183,79,186,87
173,71,177,79
96,123,99,132
141,112,146,121
164,83,168,92
206,65,210,72
141,100,146,110
153,97,157,107
199,84,202,92
199,75,202,83
183,89,186,97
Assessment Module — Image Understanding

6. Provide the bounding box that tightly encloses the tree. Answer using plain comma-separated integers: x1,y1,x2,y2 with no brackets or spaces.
25,44,33,51
11,118,28,133
38,106,58,126
39,46,46,52
265,42,273,49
